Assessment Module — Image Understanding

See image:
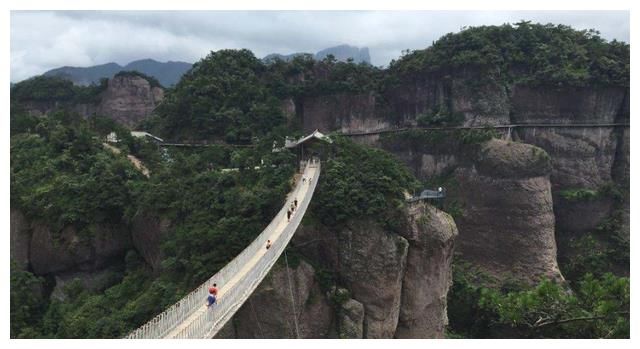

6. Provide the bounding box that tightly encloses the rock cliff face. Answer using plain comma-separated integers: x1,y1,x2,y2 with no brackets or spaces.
10,209,31,270
337,296,365,338
19,75,164,128
131,213,172,272
10,209,136,302
220,203,457,338
97,75,164,128
28,222,131,275
301,70,510,135
510,85,628,235
295,70,629,285
302,92,388,133
336,220,409,338
221,260,334,339
50,267,122,301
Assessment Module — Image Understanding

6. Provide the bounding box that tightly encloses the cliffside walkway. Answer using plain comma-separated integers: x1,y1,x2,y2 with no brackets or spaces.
160,142,255,148
340,122,630,137
125,160,321,339
407,189,446,202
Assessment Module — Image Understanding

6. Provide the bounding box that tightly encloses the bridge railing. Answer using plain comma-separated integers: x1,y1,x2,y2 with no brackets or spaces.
126,161,320,339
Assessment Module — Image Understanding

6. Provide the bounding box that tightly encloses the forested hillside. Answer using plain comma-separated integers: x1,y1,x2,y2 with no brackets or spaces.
10,109,297,337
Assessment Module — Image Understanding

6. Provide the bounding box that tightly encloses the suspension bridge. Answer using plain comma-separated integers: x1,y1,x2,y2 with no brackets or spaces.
126,159,321,339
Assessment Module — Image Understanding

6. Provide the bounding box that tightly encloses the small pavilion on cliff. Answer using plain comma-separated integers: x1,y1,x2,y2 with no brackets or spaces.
283,129,333,164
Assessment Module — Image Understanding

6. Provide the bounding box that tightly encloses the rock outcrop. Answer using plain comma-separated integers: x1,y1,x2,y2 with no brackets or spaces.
337,295,365,338
10,210,134,305
452,139,562,284
50,267,123,301
336,220,409,338
131,213,172,272
225,260,334,338
29,223,132,275
395,203,458,338
10,209,31,270
97,75,164,128
18,74,164,129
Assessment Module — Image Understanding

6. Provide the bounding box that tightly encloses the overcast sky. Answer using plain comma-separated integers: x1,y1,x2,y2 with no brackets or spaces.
10,10,630,82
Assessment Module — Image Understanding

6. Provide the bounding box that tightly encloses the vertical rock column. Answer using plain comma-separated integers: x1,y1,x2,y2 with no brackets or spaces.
337,222,409,338
395,203,458,338
452,139,563,284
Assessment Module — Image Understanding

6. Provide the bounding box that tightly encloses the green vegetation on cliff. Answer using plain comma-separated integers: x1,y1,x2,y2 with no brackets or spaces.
11,75,108,105
310,136,419,228
390,21,629,87
448,261,629,338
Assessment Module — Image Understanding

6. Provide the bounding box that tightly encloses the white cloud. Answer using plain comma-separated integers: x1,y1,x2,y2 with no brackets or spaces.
10,10,630,82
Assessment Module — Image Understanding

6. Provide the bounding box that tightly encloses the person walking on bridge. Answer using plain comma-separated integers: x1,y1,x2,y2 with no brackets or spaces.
287,209,291,222
294,198,298,209
206,284,218,307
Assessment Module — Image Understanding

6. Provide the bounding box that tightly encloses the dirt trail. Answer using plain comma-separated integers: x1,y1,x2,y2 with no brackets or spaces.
102,143,151,178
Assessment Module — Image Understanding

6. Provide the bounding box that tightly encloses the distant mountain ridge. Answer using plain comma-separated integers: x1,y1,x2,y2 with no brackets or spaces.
40,45,370,88
263,44,371,64
43,59,192,87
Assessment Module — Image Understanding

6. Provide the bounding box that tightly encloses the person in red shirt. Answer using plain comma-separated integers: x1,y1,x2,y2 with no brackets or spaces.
207,284,218,307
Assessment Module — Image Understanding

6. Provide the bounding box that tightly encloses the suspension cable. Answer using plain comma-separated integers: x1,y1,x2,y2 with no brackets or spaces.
284,250,301,338
249,297,265,338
